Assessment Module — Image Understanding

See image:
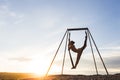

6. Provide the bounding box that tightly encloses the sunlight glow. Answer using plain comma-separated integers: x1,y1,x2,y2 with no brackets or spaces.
26,55,50,76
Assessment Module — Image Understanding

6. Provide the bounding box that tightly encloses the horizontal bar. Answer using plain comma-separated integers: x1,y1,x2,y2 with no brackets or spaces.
67,28,88,31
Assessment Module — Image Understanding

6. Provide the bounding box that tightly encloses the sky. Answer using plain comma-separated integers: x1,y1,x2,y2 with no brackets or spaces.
0,0,120,76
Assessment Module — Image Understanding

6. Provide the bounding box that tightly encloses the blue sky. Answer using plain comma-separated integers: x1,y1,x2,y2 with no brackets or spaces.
0,0,120,75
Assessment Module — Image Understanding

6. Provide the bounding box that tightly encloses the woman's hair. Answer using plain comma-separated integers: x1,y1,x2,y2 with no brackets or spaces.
70,41,75,45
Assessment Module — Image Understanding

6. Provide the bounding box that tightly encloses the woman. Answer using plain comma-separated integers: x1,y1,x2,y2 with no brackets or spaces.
68,32,87,69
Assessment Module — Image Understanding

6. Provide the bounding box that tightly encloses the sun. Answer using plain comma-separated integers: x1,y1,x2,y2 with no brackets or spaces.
26,55,50,76
23,53,62,76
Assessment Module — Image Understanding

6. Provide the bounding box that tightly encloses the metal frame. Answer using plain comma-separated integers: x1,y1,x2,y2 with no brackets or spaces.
45,28,109,76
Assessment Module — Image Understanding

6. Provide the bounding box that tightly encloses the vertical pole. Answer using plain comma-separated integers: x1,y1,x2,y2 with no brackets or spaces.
88,29,109,75
61,31,68,74
45,30,67,76
88,30,98,75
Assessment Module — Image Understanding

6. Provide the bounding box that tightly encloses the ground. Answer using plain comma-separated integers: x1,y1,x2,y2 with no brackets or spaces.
0,73,120,80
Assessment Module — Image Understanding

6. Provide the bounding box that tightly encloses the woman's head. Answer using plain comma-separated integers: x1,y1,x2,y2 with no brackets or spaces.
70,41,75,45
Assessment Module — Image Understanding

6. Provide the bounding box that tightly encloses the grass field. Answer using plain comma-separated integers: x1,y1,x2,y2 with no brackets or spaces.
0,72,36,80
0,72,120,80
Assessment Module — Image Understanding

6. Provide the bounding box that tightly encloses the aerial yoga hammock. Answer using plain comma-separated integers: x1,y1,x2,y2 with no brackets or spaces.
68,31,88,69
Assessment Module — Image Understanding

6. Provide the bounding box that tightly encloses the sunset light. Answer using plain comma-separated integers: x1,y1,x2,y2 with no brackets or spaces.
25,55,50,76
0,1,120,80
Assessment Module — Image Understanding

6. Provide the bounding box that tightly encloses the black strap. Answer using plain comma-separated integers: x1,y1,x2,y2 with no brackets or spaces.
68,50,74,67
68,32,74,67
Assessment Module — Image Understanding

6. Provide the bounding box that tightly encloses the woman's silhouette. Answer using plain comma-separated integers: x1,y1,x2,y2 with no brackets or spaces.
68,32,87,69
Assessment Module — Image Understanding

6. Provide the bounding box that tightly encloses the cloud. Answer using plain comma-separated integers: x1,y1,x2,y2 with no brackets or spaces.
0,5,13,17
100,46,120,51
105,56,120,68
8,57,32,62
0,4,24,25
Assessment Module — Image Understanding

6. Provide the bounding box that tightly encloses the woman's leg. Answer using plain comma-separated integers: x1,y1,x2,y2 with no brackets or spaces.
74,35,87,68
82,34,87,49
74,51,82,68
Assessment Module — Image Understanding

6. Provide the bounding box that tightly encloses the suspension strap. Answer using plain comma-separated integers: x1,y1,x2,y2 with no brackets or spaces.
68,50,74,67
68,31,75,67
